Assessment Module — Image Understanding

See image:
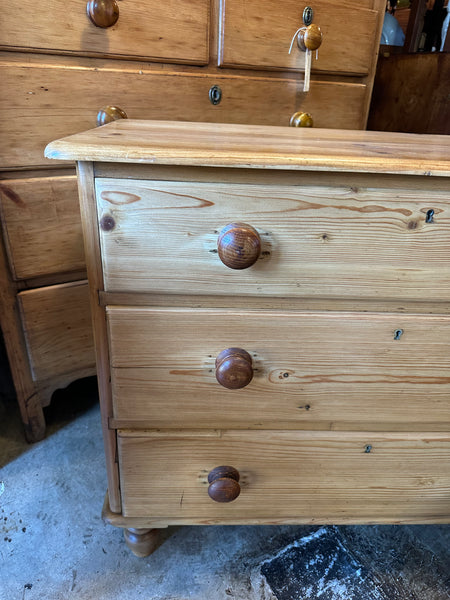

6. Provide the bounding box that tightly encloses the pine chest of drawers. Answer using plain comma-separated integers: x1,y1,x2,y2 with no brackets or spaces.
46,120,450,556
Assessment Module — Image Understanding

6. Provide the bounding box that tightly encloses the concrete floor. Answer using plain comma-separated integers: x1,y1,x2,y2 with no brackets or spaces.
1,360,449,598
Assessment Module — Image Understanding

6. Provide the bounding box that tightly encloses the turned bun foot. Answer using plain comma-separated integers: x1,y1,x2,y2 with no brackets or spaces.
123,528,164,557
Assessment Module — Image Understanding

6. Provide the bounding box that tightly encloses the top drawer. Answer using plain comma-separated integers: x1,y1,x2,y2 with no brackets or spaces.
219,0,380,76
95,176,450,301
0,0,209,65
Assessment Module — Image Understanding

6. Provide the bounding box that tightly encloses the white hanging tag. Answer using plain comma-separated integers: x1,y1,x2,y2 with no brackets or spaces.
288,27,314,93
303,48,311,92
288,26,320,93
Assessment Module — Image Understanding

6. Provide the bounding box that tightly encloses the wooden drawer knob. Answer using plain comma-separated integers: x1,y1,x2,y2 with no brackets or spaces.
217,223,261,270
297,24,323,52
208,466,241,503
216,348,253,390
97,105,128,127
87,0,119,28
290,112,314,127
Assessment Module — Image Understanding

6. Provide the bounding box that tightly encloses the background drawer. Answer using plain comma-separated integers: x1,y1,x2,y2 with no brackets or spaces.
219,0,380,76
97,179,450,301
0,0,209,65
0,174,83,279
108,307,450,431
18,281,95,386
117,430,450,522
1,56,367,169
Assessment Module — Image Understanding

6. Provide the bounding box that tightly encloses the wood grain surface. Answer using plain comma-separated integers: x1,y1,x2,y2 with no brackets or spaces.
107,307,450,429
117,429,450,521
45,120,450,176
0,0,209,64
95,178,450,300
0,174,83,279
1,57,369,169
368,52,450,135
46,121,450,529
76,161,121,513
100,290,450,315
219,0,380,75
18,280,95,384
0,227,46,440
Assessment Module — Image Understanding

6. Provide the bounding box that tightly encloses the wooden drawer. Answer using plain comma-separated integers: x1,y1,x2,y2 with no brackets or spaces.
1,56,367,169
107,307,450,431
0,174,84,279
0,0,209,65
117,429,450,522
96,178,450,301
18,281,95,386
219,0,380,76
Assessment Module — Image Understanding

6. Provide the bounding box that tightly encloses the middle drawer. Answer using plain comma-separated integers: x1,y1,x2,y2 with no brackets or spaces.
107,307,450,431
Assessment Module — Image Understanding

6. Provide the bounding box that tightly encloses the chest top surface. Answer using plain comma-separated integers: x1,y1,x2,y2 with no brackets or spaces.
45,120,450,176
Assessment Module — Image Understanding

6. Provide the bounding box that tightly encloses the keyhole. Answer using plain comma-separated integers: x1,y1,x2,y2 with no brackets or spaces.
426,209,435,223
394,329,403,340
302,6,314,25
209,85,222,105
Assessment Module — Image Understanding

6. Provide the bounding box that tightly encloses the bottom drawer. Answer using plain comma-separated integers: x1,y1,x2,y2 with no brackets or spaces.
117,430,450,523
18,280,95,385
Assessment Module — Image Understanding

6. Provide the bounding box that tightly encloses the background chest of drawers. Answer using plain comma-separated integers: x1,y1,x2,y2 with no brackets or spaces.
46,120,450,556
0,0,385,440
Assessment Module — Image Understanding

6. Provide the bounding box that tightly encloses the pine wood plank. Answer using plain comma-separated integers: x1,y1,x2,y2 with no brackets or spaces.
117,430,450,521
45,120,450,176
76,161,121,513
95,179,450,300
99,291,450,314
102,491,450,527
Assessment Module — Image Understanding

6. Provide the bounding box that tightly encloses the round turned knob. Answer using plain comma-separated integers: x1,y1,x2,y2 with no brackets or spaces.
217,222,261,270
290,112,314,128
87,0,119,28
208,466,241,503
297,24,323,52
96,105,128,127
216,348,253,390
